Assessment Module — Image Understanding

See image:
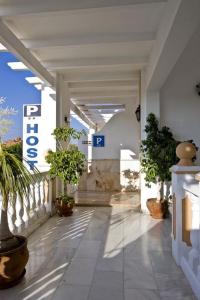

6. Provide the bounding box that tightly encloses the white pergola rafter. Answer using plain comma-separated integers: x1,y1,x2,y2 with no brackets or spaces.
71,90,137,99
64,71,140,82
22,32,156,49
0,19,55,86
68,80,138,89
0,0,167,17
43,57,148,71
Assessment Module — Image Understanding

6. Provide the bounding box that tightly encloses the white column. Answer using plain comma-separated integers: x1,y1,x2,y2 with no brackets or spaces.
140,69,160,213
56,73,71,128
39,86,56,172
56,74,71,195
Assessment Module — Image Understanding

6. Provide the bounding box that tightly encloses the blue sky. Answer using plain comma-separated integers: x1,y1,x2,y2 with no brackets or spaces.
0,52,87,141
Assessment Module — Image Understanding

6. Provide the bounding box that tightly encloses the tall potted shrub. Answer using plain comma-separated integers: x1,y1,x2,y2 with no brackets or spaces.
45,127,86,216
0,145,36,288
140,113,177,219
0,98,37,288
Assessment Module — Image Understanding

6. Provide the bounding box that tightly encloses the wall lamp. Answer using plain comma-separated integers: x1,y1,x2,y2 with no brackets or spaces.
196,83,200,96
64,116,70,124
135,105,141,122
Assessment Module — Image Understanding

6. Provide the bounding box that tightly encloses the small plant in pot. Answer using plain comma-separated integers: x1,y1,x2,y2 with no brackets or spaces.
45,127,86,217
140,113,177,219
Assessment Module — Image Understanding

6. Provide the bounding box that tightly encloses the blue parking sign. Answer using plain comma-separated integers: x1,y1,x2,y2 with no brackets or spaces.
93,135,105,147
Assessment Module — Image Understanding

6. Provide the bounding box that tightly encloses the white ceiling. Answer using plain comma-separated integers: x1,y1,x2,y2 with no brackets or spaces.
0,0,168,127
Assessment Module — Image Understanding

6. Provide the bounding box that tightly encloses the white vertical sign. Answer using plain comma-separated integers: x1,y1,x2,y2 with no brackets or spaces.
23,104,42,171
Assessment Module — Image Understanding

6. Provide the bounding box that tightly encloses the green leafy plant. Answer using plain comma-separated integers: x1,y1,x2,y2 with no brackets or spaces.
140,113,177,201
0,144,37,251
3,138,23,161
45,127,86,202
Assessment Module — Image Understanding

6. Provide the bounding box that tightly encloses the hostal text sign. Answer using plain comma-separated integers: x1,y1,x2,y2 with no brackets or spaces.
23,104,41,171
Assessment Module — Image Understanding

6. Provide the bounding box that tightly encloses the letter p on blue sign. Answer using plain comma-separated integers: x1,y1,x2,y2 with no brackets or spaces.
93,135,105,147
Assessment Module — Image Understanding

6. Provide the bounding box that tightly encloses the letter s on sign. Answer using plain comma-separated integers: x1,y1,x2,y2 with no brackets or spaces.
27,148,37,158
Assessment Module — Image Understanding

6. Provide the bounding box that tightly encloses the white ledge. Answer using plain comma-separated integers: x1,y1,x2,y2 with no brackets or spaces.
170,165,200,174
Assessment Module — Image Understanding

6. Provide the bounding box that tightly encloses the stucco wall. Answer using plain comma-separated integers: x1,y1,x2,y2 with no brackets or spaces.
160,24,200,162
92,109,140,160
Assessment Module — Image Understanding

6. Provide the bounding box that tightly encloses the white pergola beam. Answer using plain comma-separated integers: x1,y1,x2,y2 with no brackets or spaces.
71,90,137,99
44,57,147,70
70,102,96,129
72,97,136,105
0,1,167,17
146,0,200,90
25,76,44,84
68,80,138,89
79,104,125,110
0,42,7,51
65,71,139,82
70,86,138,93
7,61,28,70
0,19,55,86
22,32,155,49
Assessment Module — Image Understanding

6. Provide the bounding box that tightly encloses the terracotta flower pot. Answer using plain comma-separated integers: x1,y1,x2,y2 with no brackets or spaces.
146,198,168,219
0,235,29,289
55,198,74,217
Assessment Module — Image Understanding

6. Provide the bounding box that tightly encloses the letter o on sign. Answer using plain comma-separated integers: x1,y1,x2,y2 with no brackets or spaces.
26,136,39,146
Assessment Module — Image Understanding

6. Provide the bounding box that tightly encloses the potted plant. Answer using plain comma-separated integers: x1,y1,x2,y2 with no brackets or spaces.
140,113,177,219
0,144,37,288
45,127,86,216
122,169,139,192
0,97,38,288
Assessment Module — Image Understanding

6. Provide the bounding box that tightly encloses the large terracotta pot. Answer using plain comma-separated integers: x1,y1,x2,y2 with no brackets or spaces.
146,198,168,219
0,235,29,289
55,198,74,217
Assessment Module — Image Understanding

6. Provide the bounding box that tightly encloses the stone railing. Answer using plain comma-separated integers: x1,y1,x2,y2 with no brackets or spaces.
171,165,200,300
2,172,55,237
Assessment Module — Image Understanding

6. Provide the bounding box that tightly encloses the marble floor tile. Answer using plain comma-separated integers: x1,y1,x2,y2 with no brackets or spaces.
88,285,124,300
155,272,195,299
124,258,157,290
62,258,97,285
96,251,123,272
150,250,183,274
74,240,101,258
52,284,90,300
92,271,123,289
125,288,161,300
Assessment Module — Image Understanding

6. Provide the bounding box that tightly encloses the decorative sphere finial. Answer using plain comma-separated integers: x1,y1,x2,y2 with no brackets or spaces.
176,142,196,166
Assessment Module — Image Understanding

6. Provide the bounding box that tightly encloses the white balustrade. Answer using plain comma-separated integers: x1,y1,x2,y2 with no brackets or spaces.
171,165,200,299
4,172,53,237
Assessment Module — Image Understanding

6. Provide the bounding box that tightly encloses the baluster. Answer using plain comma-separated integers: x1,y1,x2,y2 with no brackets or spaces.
24,189,31,227
17,194,25,233
43,177,49,212
188,198,200,274
9,193,17,234
40,177,46,215
36,180,42,216
30,183,37,220
47,177,53,214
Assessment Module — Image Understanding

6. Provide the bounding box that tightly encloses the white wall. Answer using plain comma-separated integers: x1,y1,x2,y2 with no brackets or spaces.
160,23,200,162
92,108,140,160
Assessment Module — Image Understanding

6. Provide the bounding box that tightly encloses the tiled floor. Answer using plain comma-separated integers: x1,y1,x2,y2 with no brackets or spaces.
74,191,140,208
0,200,196,300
